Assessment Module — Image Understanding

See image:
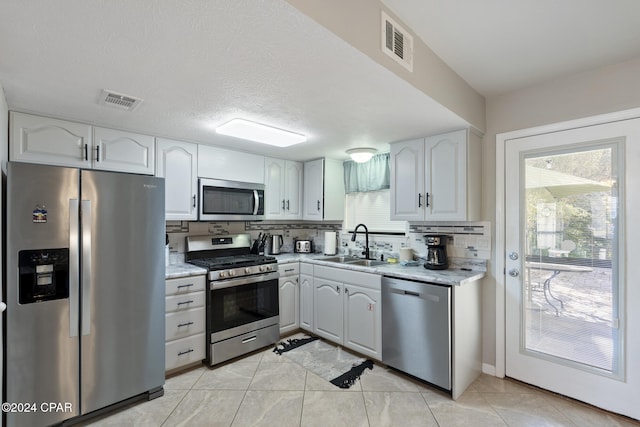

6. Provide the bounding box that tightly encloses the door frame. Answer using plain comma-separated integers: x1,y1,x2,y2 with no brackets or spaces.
495,106,640,378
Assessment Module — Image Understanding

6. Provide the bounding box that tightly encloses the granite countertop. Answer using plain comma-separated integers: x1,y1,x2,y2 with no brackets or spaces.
165,262,207,279
274,253,485,286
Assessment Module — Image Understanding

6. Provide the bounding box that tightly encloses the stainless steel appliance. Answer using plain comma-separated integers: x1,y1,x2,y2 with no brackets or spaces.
4,162,165,427
267,234,283,255
294,239,312,253
199,178,265,221
424,235,449,270
185,234,279,365
382,277,451,390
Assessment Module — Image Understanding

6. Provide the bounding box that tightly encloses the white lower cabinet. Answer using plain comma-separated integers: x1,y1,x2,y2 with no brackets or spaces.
278,263,300,335
165,275,206,372
312,265,382,360
299,263,315,332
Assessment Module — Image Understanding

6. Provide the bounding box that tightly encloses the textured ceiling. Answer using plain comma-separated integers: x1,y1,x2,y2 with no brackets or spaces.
382,0,640,97
0,0,468,162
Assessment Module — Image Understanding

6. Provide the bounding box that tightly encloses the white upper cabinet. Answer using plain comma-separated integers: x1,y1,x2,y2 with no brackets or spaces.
198,144,265,184
264,157,302,219
10,112,155,175
390,129,481,221
303,158,345,221
10,112,92,168
156,138,198,220
93,127,155,174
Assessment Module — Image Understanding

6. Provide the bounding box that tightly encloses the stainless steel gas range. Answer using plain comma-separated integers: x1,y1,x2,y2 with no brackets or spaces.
185,234,280,365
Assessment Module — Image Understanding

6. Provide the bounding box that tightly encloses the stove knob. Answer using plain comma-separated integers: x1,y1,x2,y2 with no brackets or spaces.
265,265,272,271
259,265,266,272
245,267,251,274
219,271,227,278
228,270,236,277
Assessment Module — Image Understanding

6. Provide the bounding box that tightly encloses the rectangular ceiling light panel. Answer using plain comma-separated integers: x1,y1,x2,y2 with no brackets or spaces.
215,119,306,147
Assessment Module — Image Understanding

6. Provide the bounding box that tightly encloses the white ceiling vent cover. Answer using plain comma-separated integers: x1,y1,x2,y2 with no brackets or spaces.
381,12,413,72
99,90,143,111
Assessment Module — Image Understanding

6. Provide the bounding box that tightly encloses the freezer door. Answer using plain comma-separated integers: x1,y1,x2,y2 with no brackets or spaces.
79,170,165,414
5,162,81,427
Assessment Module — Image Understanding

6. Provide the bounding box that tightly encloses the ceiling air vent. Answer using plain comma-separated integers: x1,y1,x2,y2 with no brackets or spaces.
381,11,413,72
99,90,143,111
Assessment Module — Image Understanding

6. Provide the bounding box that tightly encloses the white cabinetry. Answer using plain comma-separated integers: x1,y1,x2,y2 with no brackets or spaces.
278,263,300,335
165,275,206,373
303,158,345,221
10,112,155,174
312,265,382,360
92,127,155,174
198,144,265,184
156,138,198,220
264,157,303,219
10,112,92,168
299,263,314,332
390,129,481,221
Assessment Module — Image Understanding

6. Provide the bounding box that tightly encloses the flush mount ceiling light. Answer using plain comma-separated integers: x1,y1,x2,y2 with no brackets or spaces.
215,118,306,147
346,148,377,163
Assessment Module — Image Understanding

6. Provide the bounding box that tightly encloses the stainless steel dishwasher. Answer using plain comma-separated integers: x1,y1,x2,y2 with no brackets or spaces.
382,276,451,390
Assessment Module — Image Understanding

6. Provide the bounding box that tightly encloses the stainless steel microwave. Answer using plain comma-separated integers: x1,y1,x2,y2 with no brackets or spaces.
199,178,265,221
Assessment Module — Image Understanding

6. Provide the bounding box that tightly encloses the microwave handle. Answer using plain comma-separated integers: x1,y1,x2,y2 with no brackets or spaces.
253,190,259,215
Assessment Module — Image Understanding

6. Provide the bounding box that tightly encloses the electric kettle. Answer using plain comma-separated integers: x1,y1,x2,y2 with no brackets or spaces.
267,234,284,255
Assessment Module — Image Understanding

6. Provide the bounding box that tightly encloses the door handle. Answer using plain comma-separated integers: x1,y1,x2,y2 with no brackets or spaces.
317,200,321,211
425,192,430,207
177,321,194,328
69,199,79,337
96,145,100,162
192,195,196,208
508,269,520,277
81,200,92,336
418,193,422,208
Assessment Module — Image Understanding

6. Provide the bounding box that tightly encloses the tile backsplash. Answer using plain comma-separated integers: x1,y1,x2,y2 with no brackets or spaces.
166,220,491,264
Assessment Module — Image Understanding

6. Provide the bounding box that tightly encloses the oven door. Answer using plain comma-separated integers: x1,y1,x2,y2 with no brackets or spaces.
208,271,279,342
199,178,265,221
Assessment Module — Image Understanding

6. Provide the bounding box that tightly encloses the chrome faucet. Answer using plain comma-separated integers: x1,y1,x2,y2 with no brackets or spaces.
351,223,370,260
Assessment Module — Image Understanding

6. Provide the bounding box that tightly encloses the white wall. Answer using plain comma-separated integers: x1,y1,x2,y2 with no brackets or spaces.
481,57,640,369
0,81,9,427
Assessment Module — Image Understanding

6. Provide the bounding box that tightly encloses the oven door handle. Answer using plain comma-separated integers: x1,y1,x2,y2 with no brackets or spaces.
210,271,280,290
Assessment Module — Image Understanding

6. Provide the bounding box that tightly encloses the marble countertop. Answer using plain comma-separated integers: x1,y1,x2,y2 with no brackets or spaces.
274,253,485,286
165,262,207,279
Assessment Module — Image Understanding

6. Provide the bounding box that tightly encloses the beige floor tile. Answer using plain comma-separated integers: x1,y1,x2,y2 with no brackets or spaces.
249,361,307,390
165,367,206,390
162,389,245,427
301,391,369,427
192,361,259,390
424,390,507,427
482,392,575,426
364,391,438,427
305,369,363,392
359,365,422,392
469,374,536,394
231,390,304,427
80,389,187,426
545,394,640,427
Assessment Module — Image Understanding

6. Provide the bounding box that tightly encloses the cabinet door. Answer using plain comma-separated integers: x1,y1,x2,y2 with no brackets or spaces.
93,127,155,174
198,144,264,183
424,130,467,221
10,112,92,168
279,276,299,334
157,139,198,220
284,161,303,218
390,139,425,221
303,158,324,220
299,273,314,331
313,277,343,342
264,157,285,219
344,284,381,360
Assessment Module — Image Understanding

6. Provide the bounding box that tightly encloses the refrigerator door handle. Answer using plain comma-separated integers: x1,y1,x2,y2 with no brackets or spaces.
81,200,92,336
69,199,80,337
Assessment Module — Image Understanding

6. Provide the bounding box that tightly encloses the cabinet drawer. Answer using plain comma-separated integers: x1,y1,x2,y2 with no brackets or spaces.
166,275,206,296
166,308,206,341
300,262,313,275
165,333,205,371
279,263,299,277
165,291,205,313
314,265,381,290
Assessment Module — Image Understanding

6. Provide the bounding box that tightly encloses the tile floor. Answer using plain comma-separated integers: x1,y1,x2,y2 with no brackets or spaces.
81,336,639,427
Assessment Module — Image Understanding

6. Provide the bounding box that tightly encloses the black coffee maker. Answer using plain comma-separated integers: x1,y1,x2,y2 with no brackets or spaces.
424,235,449,270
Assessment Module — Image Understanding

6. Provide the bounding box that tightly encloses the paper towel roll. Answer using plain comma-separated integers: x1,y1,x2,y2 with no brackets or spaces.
324,231,337,255
399,248,413,262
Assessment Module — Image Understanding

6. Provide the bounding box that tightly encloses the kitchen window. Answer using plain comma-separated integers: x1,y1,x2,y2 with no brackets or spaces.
344,189,407,233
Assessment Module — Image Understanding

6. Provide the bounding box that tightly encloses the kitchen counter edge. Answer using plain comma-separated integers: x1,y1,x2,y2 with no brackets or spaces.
165,262,208,279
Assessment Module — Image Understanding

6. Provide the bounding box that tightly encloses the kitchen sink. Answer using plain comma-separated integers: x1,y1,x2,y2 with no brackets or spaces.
320,256,361,263
345,259,387,267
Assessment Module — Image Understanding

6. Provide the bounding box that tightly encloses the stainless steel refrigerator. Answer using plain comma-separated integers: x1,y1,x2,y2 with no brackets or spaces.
4,162,165,427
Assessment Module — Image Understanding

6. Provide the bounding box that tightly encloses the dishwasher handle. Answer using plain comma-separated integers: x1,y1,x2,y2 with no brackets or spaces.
403,290,421,297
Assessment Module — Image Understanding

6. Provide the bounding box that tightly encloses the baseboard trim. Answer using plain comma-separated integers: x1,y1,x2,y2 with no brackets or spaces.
482,363,497,376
